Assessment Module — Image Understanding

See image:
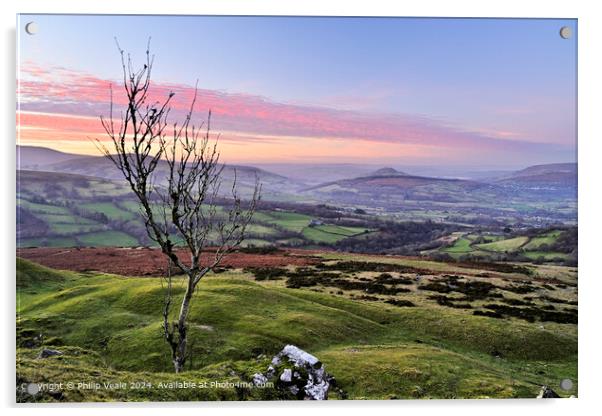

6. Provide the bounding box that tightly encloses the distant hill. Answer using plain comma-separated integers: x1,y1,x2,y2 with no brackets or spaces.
497,163,577,187
16,145,304,200
43,154,288,183
367,167,409,177
307,170,482,193
17,145,80,168
510,163,576,177
252,163,376,186
302,169,496,209
303,162,577,210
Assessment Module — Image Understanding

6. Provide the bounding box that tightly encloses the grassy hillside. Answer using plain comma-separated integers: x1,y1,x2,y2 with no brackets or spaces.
17,257,577,402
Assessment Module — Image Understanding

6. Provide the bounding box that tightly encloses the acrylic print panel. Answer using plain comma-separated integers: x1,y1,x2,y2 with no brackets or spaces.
16,14,577,402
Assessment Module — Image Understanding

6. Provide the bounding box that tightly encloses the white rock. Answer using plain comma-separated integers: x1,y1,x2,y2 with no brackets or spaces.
260,345,334,400
252,373,268,386
305,380,329,400
281,344,320,367
280,368,292,383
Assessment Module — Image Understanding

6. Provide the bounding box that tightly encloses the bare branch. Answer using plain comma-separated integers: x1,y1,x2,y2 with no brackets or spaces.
97,42,260,373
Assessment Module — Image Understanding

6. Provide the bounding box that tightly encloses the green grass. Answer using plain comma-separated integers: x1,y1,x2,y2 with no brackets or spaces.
18,199,70,215
436,231,570,264
117,200,142,213
475,236,529,253
16,258,577,401
79,202,136,221
78,231,139,247
301,224,368,243
253,211,311,233
16,257,67,289
442,238,473,253
37,213,97,225
302,226,347,244
522,231,562,251
522,251,569,261
27,210,104,236
48,223,104,235
245,224,279,236
314,224,367,236
318,344,535,399
18,236,79,248
16,346,252,402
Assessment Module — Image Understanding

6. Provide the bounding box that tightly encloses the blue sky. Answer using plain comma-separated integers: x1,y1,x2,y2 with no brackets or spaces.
18,15,577,166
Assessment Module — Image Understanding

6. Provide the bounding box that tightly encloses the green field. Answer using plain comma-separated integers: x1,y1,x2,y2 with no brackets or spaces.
475,236,529,252
18,236,79,248
80,202,136,221
302,224,367,244
78,231,140,247
17,170,573,262
18,199,70,215
245,224,279,236
117,200,142,213
16,257,577,401
253,210,312,233
302,226,347,243
315,224,367,236
522,231,563,250
522,251,569,261
436,230,570,264
18,198,371,248
442,238,473,253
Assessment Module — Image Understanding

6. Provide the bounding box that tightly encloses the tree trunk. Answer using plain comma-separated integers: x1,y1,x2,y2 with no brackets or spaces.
173,357,185,374
171,277,195,373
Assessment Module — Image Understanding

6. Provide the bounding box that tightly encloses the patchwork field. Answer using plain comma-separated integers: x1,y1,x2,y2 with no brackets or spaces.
437,229,574,264
17,172,369,249
17,170,576,270
17,249,577,402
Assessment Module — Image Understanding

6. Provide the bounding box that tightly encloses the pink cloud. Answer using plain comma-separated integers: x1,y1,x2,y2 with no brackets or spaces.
17,62,559,157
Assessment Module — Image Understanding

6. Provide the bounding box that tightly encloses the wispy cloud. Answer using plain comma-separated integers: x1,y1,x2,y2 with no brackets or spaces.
17,63,567,163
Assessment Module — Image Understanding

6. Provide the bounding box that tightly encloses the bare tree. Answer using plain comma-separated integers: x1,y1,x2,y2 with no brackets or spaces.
97,42,260,373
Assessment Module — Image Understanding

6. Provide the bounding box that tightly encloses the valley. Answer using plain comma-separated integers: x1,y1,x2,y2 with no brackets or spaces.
17,146,577,266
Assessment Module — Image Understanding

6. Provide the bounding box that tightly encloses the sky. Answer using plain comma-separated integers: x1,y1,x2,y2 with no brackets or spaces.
17,15,577,168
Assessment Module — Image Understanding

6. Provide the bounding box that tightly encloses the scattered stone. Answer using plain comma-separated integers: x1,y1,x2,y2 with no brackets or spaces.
537,385,560,398
305,380,330,400
21,333,44,349
252,373,268,386
37,349,63,359
280,368,292,382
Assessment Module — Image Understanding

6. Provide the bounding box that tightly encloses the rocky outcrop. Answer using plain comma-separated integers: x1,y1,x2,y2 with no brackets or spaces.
253,345,342,400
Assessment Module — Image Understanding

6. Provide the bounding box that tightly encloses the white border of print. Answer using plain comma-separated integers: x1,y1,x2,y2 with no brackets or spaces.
2,1,599,415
